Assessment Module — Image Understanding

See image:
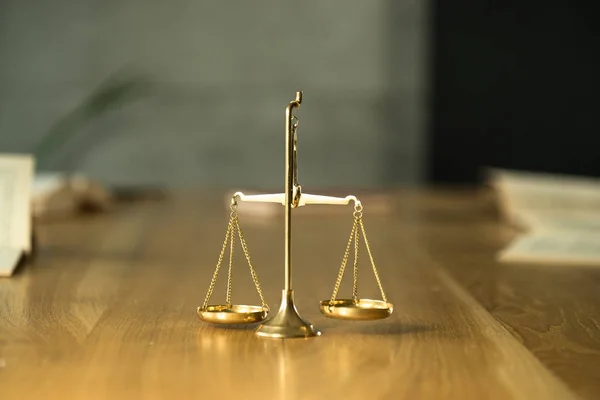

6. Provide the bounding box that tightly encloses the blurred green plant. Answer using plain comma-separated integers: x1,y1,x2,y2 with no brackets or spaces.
33,69,150,170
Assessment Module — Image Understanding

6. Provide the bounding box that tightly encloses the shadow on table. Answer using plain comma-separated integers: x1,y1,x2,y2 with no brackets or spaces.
319,321,435,336
197,320,435,336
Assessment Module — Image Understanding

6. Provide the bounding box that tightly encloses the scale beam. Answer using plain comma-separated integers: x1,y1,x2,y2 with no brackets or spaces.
232,192,361,208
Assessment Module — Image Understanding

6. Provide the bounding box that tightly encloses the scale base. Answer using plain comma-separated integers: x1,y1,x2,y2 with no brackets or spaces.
256,290,320,339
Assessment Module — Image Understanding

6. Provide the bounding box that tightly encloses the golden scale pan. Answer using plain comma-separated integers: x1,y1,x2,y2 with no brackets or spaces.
197,91,393,338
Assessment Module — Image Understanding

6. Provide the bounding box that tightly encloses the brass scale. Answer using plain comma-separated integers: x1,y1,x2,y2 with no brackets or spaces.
197,91,393,338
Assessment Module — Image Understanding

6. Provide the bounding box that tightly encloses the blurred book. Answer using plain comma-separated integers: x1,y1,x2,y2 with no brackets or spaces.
487,168,600,266
487,168,600,228
0,154,33,276
497,233,600,266
1,153,112,276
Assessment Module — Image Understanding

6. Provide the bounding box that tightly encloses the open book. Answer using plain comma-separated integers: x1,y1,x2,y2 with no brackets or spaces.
488,168,600,266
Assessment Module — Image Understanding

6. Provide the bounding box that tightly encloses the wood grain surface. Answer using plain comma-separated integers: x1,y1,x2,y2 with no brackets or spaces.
0,190,596,400
407,190,600,400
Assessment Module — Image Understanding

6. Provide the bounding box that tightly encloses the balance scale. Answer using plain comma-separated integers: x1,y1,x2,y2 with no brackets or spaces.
197,91,393,339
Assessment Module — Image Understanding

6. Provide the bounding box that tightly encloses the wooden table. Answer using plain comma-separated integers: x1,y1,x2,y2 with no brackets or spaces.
1,190,599,400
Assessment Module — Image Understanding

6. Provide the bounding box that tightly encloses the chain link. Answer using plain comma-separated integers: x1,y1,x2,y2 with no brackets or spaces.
353,202,363,219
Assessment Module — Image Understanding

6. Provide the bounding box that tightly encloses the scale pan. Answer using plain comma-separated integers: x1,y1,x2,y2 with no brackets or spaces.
319,299,393,321
197,304,268,324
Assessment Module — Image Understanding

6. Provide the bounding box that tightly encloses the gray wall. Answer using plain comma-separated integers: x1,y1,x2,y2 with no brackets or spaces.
0,0,426,188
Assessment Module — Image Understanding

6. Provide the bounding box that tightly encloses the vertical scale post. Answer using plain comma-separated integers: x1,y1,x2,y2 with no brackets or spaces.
284,93,294,292
255,91,320,338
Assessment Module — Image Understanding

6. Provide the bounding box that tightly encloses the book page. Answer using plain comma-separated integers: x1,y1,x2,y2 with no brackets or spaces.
0,154,33,260
498,233,600,266
512,210,600,234
489,168,600,265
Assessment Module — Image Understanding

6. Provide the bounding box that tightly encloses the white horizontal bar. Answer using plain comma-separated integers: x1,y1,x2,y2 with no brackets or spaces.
298,193,360,207
233,192,285,205
232,191,360,207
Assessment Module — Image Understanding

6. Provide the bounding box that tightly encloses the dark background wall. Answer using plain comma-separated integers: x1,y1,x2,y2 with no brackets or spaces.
429,1,600,183
0,1,426,189
2,1,596,187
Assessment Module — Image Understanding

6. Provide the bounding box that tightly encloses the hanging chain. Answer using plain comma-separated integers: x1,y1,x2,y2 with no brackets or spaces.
202,213,233,309
329,201,388,304
329,208,359,303
352,210,360,300
235,215,268,309
352,202,363,300
291,115,300,189
202,201,269,310
359,218,388,303
226,209,236,305
291,115,302,207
